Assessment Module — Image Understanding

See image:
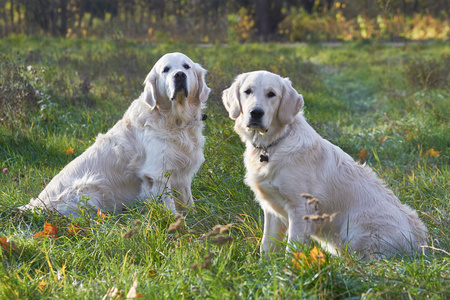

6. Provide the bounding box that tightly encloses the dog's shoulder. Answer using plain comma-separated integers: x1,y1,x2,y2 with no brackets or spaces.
121,97,154,127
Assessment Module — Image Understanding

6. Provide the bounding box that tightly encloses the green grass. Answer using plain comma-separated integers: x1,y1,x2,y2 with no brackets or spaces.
1,36,449,298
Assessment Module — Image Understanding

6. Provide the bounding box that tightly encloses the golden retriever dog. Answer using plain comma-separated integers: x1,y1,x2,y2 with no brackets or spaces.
222,70,428,259
20,52,210,218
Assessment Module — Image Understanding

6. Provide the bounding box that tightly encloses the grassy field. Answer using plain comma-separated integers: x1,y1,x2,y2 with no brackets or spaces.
0,36,449,298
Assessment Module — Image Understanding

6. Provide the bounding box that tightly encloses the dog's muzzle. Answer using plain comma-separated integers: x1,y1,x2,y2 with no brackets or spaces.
247,107,265,129
172,71,188,100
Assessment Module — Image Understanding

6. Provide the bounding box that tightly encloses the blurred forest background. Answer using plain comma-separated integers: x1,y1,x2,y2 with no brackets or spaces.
0,0,448,42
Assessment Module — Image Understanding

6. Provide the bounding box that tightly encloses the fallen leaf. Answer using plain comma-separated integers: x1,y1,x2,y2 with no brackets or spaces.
33,222,58,239
65,147,74,155
209,235,233,245
102,286,121,300
292,246,326,271
37,280,47,292
126,279,144,299
379,136,388,144
207,224,232,237
122,227,139,239
425,148,440,157
405,129,412,140
0,237,17,254
292,251,310,269
167,216,185,233
201,251,214,269
96,208,108,223
68,222,82,236
358,148,369,161
309,246,325,264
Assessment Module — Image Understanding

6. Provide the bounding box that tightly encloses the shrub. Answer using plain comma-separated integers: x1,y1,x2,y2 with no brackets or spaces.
0,54,39,124
405,55,450,90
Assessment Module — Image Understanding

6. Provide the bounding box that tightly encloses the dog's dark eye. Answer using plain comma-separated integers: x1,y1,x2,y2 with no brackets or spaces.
163,66,170,73
267,91,276,98
183,63,190,70
244,89,252,95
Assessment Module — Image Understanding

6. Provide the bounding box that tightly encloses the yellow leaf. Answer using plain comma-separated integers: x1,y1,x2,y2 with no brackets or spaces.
292,251,310,269
38,280,47,292
292,246,326,271
309,246,325,264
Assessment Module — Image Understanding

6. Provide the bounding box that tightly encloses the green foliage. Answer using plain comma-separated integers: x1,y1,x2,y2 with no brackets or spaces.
0,37,449,298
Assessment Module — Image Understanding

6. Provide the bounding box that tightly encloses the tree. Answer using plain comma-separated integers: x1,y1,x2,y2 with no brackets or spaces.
254,0,284,39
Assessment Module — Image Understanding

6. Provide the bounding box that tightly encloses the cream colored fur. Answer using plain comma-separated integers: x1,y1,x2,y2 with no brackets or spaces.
21,52,210,218
223,70,428,259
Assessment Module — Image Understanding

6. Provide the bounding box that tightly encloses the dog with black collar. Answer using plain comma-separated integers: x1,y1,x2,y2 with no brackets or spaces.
222,70,427,259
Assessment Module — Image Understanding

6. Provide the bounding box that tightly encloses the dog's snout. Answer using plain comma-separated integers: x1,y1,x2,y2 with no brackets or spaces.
173,71,188,99
174,71,186,80
250,108,264,120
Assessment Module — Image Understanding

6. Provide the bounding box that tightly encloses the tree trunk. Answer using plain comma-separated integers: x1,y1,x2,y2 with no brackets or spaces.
59,0,67,36
254,0,283,39
301,0,315,14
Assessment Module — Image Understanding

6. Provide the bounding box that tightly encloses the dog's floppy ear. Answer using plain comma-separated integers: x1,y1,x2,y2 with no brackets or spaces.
278,78,304,125
142,69,158,109
222,73,247,120
194,63,211,104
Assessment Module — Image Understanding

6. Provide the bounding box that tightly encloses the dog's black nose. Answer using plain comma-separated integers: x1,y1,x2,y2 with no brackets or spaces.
250,108,264,120
174,71,186,80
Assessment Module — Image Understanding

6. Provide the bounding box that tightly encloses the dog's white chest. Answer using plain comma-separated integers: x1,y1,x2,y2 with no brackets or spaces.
247,165,289,219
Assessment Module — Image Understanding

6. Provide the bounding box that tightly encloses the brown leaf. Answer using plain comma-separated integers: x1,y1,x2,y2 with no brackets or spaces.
122,227,139,239
209,235,233,245
0,236,17,254
201,251,214,269
425,148,440,157
303,213,337,222
96,208,108,223
33,222,58,239
358,148,369,161
207,224,233,237
300,193,314,200
167,216,185,233
67,222,82,236
97,208,107,218
379,136,388,144
210,225,221,235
